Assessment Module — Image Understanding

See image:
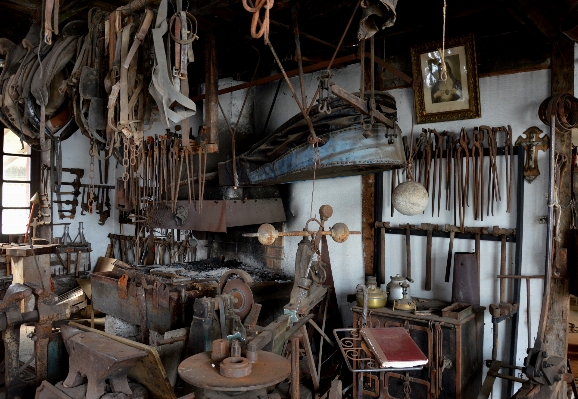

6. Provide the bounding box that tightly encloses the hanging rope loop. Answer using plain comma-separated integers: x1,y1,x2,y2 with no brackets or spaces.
242,0,274,43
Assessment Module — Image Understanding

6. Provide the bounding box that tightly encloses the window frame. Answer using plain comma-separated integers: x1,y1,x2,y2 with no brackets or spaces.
0,125,40,241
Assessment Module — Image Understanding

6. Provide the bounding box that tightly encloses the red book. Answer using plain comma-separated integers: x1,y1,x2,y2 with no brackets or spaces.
360,327,428,368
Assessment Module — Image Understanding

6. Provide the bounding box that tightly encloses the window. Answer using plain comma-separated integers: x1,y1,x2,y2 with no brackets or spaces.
0,128,40,239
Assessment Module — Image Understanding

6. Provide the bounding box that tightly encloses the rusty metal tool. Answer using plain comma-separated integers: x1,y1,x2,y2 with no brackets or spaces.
496,274,542,353
76,250,82,277
472,127,485,221
417,133,424,185
493,226,516,303
424,129,432,194
391,169,398,217
430,129,443,217
452,133,459,226
444,224,461,282
456,129,470,231
504,125,514,213
401,224,415,281
421,223,438,291
464,226,488,278
445,132,453,212
487,127,502,216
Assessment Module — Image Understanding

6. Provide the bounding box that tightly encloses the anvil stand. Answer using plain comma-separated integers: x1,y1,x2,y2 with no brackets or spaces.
2,244,72,399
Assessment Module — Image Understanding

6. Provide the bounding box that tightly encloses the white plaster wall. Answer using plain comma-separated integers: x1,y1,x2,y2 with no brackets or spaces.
253,64,551,397
54,133,123,266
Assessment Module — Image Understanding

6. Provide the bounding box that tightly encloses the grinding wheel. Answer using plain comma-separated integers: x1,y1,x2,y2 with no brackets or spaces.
222,278,254,321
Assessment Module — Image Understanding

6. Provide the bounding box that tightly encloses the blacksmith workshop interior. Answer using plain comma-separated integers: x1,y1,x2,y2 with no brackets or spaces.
2,0,578,398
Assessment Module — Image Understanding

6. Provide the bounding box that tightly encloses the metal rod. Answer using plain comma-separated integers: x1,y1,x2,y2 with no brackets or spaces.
308,317,334,347
262,79,283,135
382,227,515,242
507,145,525,397
526,277,532,349
205,31,219,153
496,275,544,279
535,115,555,346
269,19,354,53
291,0,307,108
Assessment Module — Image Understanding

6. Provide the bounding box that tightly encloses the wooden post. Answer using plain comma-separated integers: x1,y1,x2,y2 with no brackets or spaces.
543,35,573,363
362,174,375,275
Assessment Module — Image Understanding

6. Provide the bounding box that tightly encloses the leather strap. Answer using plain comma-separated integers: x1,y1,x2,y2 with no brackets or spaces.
123,9,154,69
149,0,196,126
44,0,56,44
119,24,134,131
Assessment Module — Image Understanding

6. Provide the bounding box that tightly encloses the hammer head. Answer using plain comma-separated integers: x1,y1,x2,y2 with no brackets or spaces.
492,226,516,236
420,223,438,231
465,226,489,235
444,224,461,233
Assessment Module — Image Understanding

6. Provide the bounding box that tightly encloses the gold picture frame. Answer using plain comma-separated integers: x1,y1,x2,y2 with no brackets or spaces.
410,33,481,124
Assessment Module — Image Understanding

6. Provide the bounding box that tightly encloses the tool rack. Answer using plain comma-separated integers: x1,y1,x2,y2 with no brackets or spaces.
374,144,526,395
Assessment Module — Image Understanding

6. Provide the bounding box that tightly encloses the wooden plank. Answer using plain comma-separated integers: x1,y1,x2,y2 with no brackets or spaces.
362,174,375,275
5,244,58,257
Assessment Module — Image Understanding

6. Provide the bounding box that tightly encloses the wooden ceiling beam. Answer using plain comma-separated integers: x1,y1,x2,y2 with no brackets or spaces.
506,0,564,39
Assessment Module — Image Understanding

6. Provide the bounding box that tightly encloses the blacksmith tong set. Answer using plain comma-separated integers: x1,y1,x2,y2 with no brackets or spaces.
395,126,515,230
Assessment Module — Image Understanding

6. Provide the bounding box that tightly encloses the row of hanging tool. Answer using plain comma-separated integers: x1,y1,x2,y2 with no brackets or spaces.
107,231,198,266
118,130,209,221
393,126,515,229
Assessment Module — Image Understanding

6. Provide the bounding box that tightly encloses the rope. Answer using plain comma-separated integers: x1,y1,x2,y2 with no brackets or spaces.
168,12,199,45
242,0,274,44
216,47,260,188
439,0,447,82
309,142,320,219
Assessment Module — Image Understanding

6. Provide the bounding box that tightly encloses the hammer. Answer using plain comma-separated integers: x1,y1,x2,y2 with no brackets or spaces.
464,226,489,279
444,224,461,282
421,223,438,291
492,226,516,303
401,224,415,281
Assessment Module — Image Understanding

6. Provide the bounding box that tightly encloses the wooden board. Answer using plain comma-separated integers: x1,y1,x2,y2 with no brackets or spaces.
5,244,58,257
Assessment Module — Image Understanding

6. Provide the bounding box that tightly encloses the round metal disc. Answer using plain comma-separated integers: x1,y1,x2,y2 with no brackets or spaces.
222,278,254,321
179,351,290,391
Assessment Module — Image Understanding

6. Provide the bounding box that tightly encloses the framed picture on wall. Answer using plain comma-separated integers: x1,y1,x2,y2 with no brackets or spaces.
410,33,481,124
